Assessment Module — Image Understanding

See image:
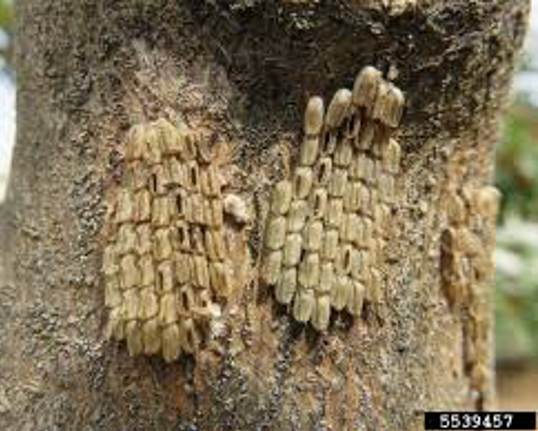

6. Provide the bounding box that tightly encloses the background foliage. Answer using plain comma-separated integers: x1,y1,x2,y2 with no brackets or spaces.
0,0,13,63
496,101,538,362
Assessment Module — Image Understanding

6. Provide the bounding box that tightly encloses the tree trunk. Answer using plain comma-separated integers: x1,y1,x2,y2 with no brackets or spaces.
0,1,529,430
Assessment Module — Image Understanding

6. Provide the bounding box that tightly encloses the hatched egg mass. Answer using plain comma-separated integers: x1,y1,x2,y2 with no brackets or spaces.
261,66,405,331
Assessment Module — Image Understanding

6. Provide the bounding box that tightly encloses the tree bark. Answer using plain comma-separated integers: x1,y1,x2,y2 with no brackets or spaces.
0,1,529,430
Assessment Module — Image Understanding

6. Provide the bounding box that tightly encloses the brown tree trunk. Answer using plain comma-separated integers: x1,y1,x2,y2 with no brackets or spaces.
0,1,529,430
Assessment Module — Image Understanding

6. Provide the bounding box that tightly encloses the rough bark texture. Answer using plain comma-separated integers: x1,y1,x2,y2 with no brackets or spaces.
0,1,529,430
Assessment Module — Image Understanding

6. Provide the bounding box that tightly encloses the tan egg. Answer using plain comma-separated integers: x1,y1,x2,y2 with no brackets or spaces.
105,275,122,308
457,227,482,257
162,323,182,363
151,196,172,227
382,139,402,174
318,262,335,294
473,186,501,217
204,167,222,197
377,83,405,128
334,139,353,167
287,200,309,233
174,252,191,285
350,249,368,281
139,287,159,320
193,255,210,289
276,267,298,305
321,133,338,156
315,157,333,186
116,190,135,223
339,213,356,243
210,261,231,297
298,253,320,288
152,164,172,194
142,318,161,355
103,246,119,277
153,228,173,261
139,254,156,287
379,173,396,205
126,160,150,191
120,254,140,289
304,221,324,252
189,193,205,225
346,281,365,317
186,161,201,193
264,215,287,251
367,269,383,304
356,120,376,151
261,250,283,286
352,66,382,110
358,185,373,217
134,189,152,222
271,180,293,215
197,138,213,165
311,295,331,331
125,123,147,161
177,285,196,312
293,289,315,323
331,276,351,312
326,198,344,228
123,289,140,321
105,306,125,341
136,224,152,255
446,191,467,225
159,119,185,156
300,136,321,167
304,96,325,136
329,168,348,198
349,153,374,181
176,221,191,251
116,223,137,255
205,228,226,262
294,167,314,200
283,233,303,268
310,188,328,220
210,198,224,227
371,81,391,123
335,244,353,276
180,318,200,354
156,261,175,293
126,321,143,356
145,125,163,166
173,189,188,220
159,293,178,325
326,89,352,130
321,229,339,262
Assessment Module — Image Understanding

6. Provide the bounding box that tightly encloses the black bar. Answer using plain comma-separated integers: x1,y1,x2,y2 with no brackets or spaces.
424,412,536,430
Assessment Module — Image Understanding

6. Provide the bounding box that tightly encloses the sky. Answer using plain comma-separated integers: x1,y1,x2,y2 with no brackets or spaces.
530,1,538,68
0,3,537,200
0,70,14,200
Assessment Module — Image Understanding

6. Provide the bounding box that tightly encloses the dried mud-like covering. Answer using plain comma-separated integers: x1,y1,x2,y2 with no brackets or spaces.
0,0,530,430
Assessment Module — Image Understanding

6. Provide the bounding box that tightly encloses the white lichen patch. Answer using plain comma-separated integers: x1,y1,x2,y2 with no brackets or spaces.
224,194,250,225
262,66,406,331
103,119,232,362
